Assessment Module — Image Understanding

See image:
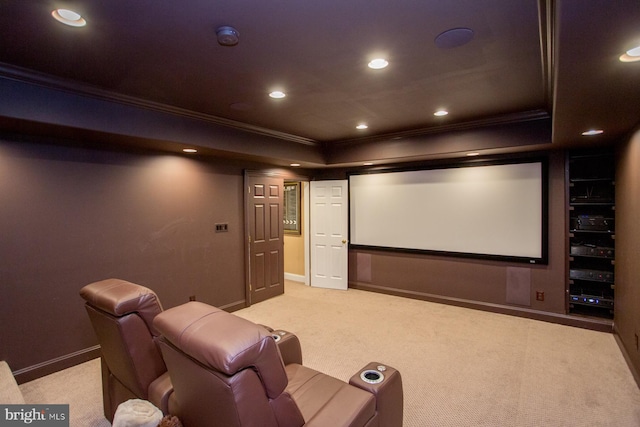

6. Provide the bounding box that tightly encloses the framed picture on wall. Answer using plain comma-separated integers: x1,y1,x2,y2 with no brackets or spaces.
284,181,301,235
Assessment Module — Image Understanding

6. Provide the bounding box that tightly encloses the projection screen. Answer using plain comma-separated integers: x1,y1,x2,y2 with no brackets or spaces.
349,160,547,264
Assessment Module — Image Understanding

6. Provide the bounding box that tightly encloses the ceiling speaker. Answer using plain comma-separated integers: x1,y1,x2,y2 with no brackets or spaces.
434,28,474,49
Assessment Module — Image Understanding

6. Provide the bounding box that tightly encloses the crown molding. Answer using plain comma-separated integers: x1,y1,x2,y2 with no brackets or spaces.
0,63,551,150
329,109,551,147
0,63,319,147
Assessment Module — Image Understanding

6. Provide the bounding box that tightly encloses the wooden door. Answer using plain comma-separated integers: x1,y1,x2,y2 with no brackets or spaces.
246,173,284,304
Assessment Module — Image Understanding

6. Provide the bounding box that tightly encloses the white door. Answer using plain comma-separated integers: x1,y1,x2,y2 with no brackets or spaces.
310,180,348,290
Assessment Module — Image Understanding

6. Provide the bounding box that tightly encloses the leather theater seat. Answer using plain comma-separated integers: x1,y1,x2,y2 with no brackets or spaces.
154,301,403,427
79,279,174,422
80,278,304,423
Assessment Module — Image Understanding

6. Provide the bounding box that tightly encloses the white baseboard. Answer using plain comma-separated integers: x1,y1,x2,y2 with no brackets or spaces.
284,273,306,283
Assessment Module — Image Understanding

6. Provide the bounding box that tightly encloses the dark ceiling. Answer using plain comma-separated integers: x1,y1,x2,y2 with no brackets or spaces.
0,1,639,163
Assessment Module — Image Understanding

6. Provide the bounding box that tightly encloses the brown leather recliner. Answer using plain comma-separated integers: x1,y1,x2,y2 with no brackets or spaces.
80,278,304,423
79,279,175,422
154,301,403,427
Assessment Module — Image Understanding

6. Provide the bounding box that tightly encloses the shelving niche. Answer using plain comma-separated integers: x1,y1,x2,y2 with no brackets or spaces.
567,150,615,319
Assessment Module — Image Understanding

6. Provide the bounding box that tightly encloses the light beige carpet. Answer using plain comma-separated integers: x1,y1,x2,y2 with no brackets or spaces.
236,281,640,426
0,361,25,404
19,358,109,427
19,281,640,426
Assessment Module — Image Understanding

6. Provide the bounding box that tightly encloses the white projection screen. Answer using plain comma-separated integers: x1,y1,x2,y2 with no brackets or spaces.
349,160,547,264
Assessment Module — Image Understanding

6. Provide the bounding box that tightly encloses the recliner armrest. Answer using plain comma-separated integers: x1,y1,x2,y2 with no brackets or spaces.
285,364,376,426
271,330,303,366
349,362,403,427
148,371,174,415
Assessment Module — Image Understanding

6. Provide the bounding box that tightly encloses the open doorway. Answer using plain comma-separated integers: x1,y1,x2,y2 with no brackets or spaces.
284,181,310,285
244,175,348,304
284,179,349,290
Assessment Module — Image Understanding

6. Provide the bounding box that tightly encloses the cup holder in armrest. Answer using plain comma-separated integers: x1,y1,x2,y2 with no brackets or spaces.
271,330,286,342
350,363,403,427
270,330,302,365
360,369,385,384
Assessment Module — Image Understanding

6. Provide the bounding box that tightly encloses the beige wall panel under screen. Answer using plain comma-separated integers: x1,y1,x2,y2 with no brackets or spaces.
506,267,531,306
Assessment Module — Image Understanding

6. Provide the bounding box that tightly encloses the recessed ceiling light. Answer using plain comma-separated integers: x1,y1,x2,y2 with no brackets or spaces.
356,124,368,130
52,9,86,27
434,109,449,117
627,46,640,56
269,91,286,99
620,45,640,62
581,129,604,136
290,163,301,167
466,152,480,157
182,148,197,153
368,58,389,70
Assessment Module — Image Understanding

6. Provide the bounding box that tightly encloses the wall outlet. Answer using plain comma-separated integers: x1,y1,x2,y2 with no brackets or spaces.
215,223,228,232
535,291,545,301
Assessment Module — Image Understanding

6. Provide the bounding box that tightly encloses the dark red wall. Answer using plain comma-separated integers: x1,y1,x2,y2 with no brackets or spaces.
0,138,248,375
1,132,630,385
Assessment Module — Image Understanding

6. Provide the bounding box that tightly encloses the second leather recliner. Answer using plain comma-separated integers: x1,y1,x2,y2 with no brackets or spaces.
154,301,403,427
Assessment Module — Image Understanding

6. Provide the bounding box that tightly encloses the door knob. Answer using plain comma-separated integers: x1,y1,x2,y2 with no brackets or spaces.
342,239,347,244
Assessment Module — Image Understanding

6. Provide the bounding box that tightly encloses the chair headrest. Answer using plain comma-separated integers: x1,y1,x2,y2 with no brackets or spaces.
154,301,287,399
80,279,163,336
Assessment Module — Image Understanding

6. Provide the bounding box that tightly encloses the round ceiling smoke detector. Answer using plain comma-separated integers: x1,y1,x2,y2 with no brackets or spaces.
216,26,239,46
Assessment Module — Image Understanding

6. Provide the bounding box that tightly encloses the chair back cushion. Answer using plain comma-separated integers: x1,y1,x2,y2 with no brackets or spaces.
154,302,288,399
80,279,167,398
80,278,164,336
158,338,284,427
